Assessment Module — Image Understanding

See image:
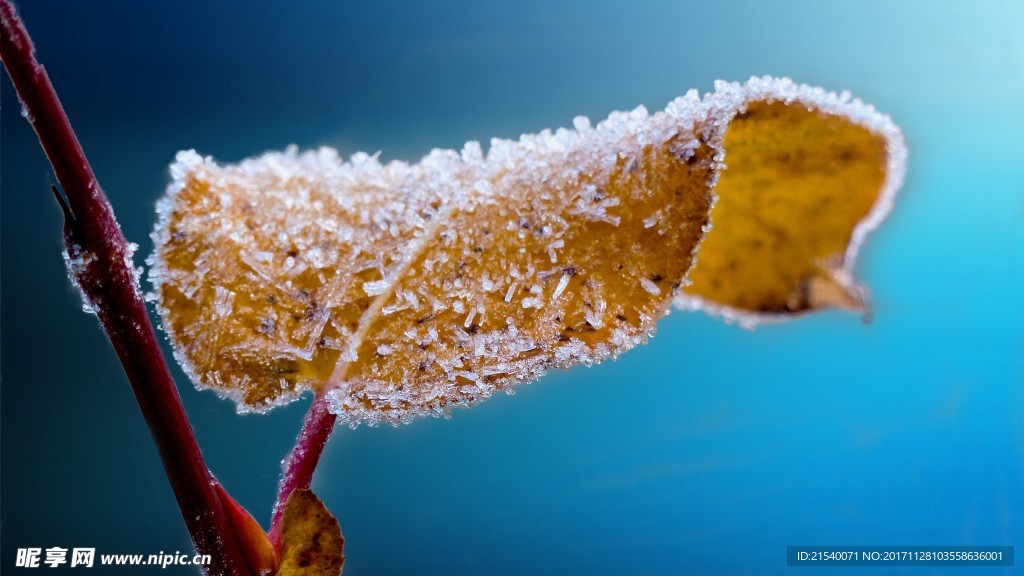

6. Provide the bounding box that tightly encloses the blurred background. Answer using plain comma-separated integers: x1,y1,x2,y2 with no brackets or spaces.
2,0,1021,574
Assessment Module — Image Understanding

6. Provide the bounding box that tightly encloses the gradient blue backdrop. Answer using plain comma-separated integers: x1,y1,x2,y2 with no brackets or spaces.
2,1,1021,574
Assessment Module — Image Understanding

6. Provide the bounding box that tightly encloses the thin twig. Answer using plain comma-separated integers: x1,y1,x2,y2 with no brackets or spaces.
268,394,337,550
0,3,251,574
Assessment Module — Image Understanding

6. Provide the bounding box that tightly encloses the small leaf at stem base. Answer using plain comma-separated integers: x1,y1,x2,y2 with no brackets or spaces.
277,489,344,576
215,483,278,575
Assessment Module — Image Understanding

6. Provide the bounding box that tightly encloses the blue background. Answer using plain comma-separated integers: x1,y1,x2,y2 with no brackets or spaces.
2,1,1021,574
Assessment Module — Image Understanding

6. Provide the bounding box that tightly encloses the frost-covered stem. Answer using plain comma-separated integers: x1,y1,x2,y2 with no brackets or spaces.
0,4,251,575
269,393,337,549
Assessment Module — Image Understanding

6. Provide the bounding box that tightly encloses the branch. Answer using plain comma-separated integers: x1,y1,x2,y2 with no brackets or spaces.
268,394,337,550
0,4,251,575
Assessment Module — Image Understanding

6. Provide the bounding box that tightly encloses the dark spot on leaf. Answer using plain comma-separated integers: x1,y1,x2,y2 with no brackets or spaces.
257,317,277,335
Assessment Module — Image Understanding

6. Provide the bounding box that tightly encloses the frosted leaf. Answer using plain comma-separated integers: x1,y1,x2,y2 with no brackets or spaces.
149,76,905,422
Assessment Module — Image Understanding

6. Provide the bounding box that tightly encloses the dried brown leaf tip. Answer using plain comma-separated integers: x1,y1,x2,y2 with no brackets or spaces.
277,489,344,576
149,77,906,423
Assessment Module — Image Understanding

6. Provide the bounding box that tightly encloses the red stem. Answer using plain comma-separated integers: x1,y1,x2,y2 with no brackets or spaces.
268,393,337,549
0,4,251,575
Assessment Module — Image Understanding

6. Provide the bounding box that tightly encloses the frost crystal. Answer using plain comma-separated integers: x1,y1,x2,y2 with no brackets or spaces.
362,279,389,296
640,278,661,296
63,245,98,315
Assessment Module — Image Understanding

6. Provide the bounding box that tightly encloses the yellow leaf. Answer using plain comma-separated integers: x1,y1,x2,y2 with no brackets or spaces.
277,489,344,576
149,77,905,423
151,94,715,420
678,80,906,326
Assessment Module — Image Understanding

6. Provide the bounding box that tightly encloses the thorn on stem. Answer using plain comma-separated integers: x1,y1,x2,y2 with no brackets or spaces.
50,183,75,222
